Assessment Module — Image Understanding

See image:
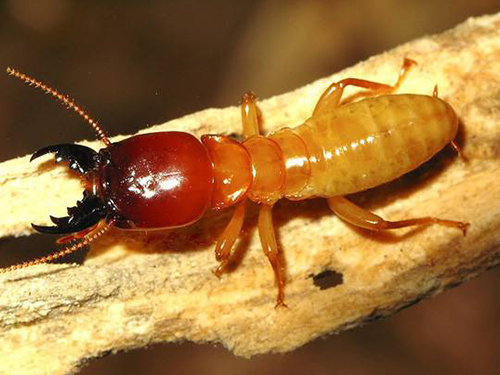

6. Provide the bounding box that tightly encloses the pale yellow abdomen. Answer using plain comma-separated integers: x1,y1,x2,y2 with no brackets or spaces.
289,94,458,199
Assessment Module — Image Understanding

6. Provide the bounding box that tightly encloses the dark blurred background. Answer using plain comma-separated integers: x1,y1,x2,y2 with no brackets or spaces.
1,1,500,374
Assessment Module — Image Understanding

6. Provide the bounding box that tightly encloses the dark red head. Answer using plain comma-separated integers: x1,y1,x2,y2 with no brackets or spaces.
98,132,214,229
31,132,215,234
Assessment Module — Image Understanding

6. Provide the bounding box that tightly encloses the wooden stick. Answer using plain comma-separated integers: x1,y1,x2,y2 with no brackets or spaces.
2,12,500,375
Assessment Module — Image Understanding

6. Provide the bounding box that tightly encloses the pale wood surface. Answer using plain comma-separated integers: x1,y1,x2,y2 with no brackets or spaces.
1,12,500,375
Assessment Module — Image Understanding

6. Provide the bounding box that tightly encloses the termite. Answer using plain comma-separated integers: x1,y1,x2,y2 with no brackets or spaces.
3,59,468,306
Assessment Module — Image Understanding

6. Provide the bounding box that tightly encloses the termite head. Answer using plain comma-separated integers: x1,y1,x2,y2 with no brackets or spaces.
30,132,215,235
95,132,214,230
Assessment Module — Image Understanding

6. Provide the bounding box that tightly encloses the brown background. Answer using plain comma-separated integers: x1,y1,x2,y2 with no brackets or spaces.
0,1,499,374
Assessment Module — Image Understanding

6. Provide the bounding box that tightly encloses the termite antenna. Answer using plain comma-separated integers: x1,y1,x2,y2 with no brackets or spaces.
6,67,111,147
0,219,115,273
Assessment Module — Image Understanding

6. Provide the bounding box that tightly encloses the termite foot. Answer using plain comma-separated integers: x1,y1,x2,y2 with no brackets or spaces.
274,300,288,309
450,140,468,162
212,265,226,278
436,219,469,236
458,222,470,236
241,91,257,104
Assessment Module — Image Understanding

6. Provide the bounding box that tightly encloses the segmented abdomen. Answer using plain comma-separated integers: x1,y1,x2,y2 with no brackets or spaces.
285,94,458,199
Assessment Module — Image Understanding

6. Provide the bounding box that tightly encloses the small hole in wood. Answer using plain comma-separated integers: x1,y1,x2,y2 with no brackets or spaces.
311,269,343,290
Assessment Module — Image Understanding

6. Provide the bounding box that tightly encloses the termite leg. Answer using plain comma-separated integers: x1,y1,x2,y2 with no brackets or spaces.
213,92,261,276
258,203,287,307
213,201,246,277
327,196,469,236
313,58,416,116
240,92,287,305
241,91,260,137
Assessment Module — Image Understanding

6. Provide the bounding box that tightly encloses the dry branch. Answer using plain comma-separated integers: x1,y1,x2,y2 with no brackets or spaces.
2,12,500,375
